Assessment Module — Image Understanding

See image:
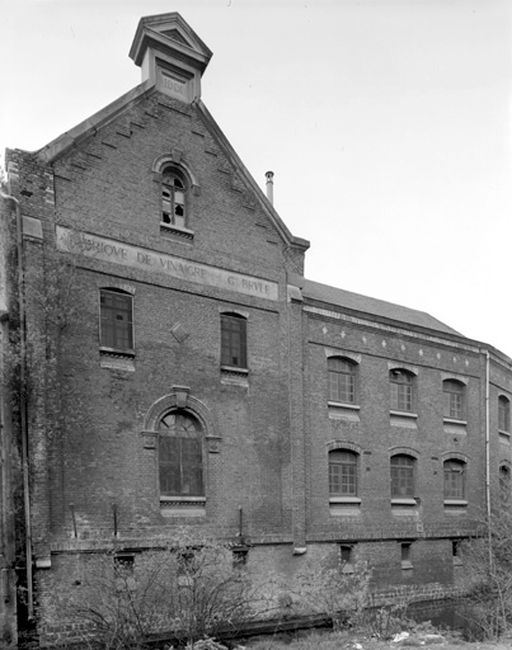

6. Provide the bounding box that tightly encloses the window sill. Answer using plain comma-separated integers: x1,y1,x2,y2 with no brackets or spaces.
444,499,468,507
327,401,360,411
391,498,417,506
329,496,361,504
221,366,249,387
160,497,206,518
390,410,417,419
328,401,361,422
443,420,467,435
100,346,135,357
160,496,206,503
499,430,511,442
401,561,414,570
160,222,194,241
390,411,418,429
100,348,135,372
443,418,467,426
329,496,361,516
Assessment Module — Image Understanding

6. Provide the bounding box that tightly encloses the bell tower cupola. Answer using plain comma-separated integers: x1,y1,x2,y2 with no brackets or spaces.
129,12,213,103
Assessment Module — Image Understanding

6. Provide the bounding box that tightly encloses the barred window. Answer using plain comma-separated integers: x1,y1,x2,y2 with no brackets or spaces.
444,459,466,500
443,379,465,420
390,369,414,412
390,454,415,498
159,411,204,498
499,396,510,433
99,289,134,352
329,450,358,496
328,357,357,404
221,313,247,369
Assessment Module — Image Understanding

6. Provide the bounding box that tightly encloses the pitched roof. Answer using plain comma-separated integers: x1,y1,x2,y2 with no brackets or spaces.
297,276,462,336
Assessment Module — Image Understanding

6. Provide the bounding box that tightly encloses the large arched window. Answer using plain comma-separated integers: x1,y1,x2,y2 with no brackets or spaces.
220,312,247,369
161,167,187,229
444,459,466,500
390,454,415,498
158,410,204,497
327,357,357,404
499,395,511,433
443,379,465,420
99,288,134,353
328,449,358,497
389,369,415,412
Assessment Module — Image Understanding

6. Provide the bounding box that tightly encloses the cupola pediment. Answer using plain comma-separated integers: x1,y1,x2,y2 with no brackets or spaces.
129,12,212,103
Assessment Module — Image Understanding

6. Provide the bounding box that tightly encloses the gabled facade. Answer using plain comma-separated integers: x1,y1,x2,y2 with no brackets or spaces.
2,12,512,648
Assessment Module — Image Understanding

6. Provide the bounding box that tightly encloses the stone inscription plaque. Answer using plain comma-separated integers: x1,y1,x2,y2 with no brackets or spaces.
56,226,279,301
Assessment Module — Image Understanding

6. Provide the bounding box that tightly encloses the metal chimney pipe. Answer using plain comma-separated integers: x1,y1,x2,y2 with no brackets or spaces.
265,171,274,204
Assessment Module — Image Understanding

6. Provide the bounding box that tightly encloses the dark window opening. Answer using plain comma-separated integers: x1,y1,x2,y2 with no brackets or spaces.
221,313,247,369
100,289,133,352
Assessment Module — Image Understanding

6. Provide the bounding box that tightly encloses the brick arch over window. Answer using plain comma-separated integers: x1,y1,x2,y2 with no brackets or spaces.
141,386,220,453
152,154,200,193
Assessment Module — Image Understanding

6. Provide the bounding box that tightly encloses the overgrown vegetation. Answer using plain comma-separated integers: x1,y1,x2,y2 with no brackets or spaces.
459,509,512,640
57,530,268,649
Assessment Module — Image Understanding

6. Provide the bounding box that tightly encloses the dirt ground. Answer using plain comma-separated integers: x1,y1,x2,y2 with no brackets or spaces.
244,630,512,650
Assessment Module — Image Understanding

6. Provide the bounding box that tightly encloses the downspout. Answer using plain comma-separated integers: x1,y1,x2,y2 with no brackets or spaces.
484,348,492,573
0,191,33,620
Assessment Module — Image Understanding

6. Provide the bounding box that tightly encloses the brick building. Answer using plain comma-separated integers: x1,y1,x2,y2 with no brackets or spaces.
2,11,512,647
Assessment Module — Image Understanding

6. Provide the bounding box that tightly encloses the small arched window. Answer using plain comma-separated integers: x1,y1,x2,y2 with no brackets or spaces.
443,379,465,420
390,454,415,498
161,167,187,229
327,357,357,404
498,465,511,507
499,396,510,433
159,410,204,498
220,312,247,369
389,369,414,412
499,465,511,506
328,449,358,496
444,459,466,500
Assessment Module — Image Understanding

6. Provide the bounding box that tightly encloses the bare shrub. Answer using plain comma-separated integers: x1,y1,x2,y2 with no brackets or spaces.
58,531,265,648
294,558,372,630
460,509,512,640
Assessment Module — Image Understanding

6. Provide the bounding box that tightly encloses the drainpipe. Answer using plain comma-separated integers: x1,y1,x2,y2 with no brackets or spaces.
0,191,33,620
484,348,492,573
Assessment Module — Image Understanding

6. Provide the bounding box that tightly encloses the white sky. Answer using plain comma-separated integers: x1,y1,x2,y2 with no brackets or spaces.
2,0,512,357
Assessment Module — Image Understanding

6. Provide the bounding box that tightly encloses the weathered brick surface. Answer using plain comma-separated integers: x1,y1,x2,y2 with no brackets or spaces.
5,17,512,647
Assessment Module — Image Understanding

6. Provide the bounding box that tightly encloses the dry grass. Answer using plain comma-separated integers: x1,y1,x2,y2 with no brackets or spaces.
244,629,512,650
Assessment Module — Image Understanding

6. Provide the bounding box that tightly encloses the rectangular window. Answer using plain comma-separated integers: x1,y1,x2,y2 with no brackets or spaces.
340,545,353,564
221,313,247,368
401,542,412,568
100,289,134,352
